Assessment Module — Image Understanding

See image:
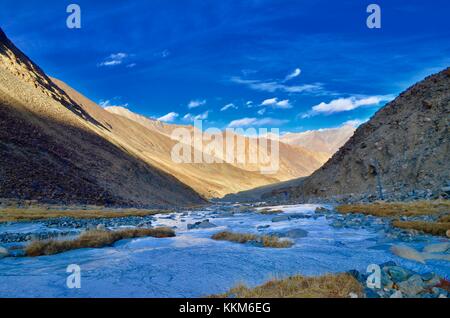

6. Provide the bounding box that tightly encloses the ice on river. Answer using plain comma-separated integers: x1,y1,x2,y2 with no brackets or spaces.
0,204,448,297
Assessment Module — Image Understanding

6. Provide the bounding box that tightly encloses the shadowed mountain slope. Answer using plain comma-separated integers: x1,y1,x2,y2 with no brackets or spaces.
0,28,205,207
263,68,450,203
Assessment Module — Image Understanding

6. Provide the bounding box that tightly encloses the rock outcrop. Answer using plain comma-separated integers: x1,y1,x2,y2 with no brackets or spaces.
265,68,450,203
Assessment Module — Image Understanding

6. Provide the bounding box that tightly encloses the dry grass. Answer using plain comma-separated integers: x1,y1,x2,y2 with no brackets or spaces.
0,207,172,223
392,220,450,237
211,273,364,298
336,200,450,217
211,231,293,248
25,227,175,257
258,208,283,215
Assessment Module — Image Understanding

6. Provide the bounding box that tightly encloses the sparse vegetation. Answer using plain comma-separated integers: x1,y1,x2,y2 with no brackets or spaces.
211,231,293,248
0,207,172,223
25,227,175,256
336,200,450,217
258,208,283,215
211,273,364,298
392,220,450,237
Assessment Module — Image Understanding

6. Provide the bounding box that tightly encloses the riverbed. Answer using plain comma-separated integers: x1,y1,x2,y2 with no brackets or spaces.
0,204,448,297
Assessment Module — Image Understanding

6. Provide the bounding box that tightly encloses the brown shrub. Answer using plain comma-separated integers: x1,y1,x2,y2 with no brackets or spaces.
0,207,172,223
211,273,364,298
336,200,450,217
392,220,450,237
25,227,175,257
211,231,293,248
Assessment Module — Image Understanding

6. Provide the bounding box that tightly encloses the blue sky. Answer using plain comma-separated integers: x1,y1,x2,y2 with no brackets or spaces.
1,0,449,133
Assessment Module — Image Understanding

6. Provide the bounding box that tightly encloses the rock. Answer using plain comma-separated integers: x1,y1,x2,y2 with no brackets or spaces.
364,288,380,298
423,274,442,288
275,228,308,239
390,245,425,264
315,207,331,214
187,219,217,230
331,220,343,228
381,272,394,289
431,287,447,297
380,260,397,269
0,246,8,258
257,225,270,230
271,215,290,222
446,229,450,238
390,290,403,298
348,292,358,298
422,242,450,253
96,224,106,231
137,221,152,228
386,266,412,283
441,186,450,194
397,274,425,296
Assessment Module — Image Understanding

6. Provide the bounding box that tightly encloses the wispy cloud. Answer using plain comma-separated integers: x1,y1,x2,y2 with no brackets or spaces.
230,76,324,94
154,49,170,58
220,103,237,111
188,99,206,109
228,117,288,128
183,111,209,121
158,112,179,122
98,53,129,67
260,98,292,109
284,68,301,81
98,99,128,108
302,95,394,117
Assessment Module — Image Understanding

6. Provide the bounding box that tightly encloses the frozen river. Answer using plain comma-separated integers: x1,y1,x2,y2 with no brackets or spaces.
0,204,449,297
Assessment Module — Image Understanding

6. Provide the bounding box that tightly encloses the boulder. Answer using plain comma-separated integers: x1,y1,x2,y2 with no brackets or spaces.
390,290,403,298
386,266,412,283
187,219,217,230
96,224,106,231
0,246,8,258
397,274,425,296
315,207,331,214
274,228,308,239
446,229,450,238
271,215,290,222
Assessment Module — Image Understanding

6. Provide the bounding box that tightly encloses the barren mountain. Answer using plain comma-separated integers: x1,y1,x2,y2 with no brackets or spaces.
0,28,205,207
104,106,330,184
281,125,356,155
264,68,450,203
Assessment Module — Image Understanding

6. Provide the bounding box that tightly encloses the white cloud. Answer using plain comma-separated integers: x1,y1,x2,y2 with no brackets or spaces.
231,76,324,94
158,112,179,122
340,118,369,128
260,98,292,109
257,108,266,115
305,95,394,117
275,99,291,109
188,99,206,109
98,99,128,108
246,101,254,107
98,53,129,67
220,103,237,111
261,98,278,106
284,68,301,81
183,111,209,121
228,117,288,128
